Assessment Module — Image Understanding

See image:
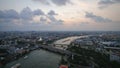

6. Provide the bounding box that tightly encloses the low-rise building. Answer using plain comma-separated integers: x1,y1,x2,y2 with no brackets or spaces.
110,50,120,62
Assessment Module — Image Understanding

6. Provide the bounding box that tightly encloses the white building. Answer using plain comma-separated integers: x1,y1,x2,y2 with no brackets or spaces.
38,37,43,41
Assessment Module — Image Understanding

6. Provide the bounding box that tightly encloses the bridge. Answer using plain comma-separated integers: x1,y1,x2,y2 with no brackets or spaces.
104,47,120,50
38,45,79,56
38,36,90,56
53,44,69,46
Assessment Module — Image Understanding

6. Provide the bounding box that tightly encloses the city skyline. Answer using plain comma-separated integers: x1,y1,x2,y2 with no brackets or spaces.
0,0,120,31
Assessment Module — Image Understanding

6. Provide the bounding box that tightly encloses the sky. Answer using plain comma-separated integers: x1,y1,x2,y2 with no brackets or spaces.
0,0,120,31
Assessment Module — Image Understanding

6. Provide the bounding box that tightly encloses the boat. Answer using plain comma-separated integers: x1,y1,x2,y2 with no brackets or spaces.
11,63,21,68
24,56,28,59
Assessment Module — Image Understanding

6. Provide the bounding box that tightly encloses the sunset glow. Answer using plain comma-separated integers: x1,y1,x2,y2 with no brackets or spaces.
0,0,120,31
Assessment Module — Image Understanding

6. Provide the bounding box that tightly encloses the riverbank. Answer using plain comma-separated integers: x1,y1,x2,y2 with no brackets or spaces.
54,35,88,50
2,35,88,68
4,49,61,68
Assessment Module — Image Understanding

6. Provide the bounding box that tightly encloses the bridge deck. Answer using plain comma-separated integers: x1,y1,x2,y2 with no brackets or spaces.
38,45,79,56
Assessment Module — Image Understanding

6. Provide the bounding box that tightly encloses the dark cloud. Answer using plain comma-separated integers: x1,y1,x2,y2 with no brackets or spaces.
20,7,33,20
85,12,112,23
33,9,44,15
51,0,71,6
0,7,63,30
0,7,45,21
57,20,64,24
44,10,63,25
48,10,58,15
32,0,50,5
47,15,63,25
0,11,4,18
99,0,114,5
20,7,44,20
98,0,120,8
32,0,71,6
0,9,19,19
40,16,47,23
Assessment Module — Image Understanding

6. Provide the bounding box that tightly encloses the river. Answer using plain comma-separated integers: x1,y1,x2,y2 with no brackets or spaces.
4,35,88,68
4,50,61,68
54,35,88,50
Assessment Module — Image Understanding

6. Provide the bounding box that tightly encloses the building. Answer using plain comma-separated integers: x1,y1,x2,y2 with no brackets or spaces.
59,65,68,68
110,50,120,62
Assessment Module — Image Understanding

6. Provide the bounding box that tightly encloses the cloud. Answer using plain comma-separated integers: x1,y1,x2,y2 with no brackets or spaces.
98,0,120,9
85,12,112,23
0,7,64,27
33,9,45,15
0,9,19,19
48,10,58,15
47,15,63,25
40,17,47,22
20,7,45,20
0,7,45,21
20,7,33,20
39,10,63,25
39,16,48,24
32,0,50,5
32,0,71,6
38,10,63,25
51,0,71,6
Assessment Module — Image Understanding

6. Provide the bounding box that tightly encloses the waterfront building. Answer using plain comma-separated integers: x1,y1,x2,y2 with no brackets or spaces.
38,37,43,41
110,50,120,62
59,65,68,68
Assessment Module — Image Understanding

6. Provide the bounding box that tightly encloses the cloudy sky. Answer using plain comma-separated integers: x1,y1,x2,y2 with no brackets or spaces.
0,0,120,31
